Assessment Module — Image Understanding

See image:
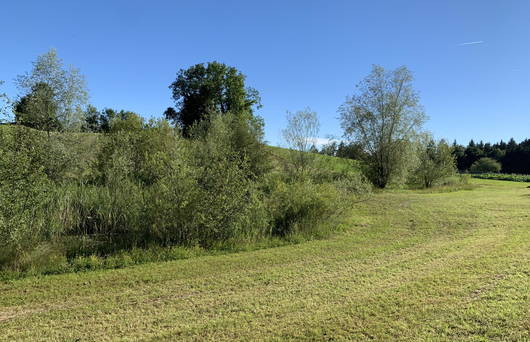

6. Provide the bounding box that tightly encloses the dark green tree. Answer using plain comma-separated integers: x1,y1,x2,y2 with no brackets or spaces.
82,105,101,132
166,62,261,136
14,82,61,132
82,107,141,133
451,141,466,171
336,142,366,160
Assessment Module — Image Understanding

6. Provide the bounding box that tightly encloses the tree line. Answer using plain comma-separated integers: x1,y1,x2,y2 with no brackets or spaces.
323,137,530,175
452,139,530,174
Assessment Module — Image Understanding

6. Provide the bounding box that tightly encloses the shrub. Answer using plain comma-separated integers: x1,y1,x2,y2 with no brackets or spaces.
183,114,269,245
410,139,456,188
265,177,340,237
333,172,373,197
0,126,62,268
470,157,502,173
0,112,361,276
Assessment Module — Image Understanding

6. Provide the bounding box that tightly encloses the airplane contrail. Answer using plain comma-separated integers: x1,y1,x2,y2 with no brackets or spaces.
458,41,484,46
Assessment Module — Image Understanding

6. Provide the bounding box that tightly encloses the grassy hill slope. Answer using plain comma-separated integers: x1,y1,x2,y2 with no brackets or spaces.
1,179,528,341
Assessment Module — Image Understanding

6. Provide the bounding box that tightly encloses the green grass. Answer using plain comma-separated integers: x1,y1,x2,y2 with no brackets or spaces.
1,178,529,341
267,145,362,174
471,172,530,182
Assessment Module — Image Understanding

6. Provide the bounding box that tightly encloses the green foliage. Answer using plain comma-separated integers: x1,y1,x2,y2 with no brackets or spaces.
265,177,338,237
93,116,174,186
0,113,368,276
60,114,271,253
263,154,369,238
333,171,373,197
166,61,261,136
453,138,530,174
412,139,456,188
0,127,61,268
15,49,88,130
469,157,502,173
190,112,270,178
339,65,426,188
81,105,101,132
186,114,269,244
414,174,474,193
14,82,61,132
227,113,270,178
471,173,530,182
144,114,269,247
83,107,144,133
320,141,367,161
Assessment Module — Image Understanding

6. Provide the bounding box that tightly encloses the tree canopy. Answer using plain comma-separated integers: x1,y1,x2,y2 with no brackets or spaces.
15,49,88,131
165,61,261,136
339,65,426,188
82,107,143,133
14,82,61,132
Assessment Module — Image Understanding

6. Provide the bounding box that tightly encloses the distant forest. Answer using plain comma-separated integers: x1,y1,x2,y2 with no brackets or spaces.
319,138,530,174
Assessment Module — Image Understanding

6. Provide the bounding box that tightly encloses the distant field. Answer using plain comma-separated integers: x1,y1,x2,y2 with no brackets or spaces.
471,172,530,182
1,179,529,341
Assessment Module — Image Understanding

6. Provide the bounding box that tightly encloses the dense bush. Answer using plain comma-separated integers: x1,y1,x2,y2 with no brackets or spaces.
0,113,368,275
0,127,62,267
145,114,269,247
469,157,502,173
410,139,456,188
266,180,336,236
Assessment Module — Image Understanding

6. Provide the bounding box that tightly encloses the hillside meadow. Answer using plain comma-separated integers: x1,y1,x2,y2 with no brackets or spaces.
1,179,528,341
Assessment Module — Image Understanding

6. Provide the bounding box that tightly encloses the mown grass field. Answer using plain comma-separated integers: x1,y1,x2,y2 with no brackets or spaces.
1,179,529,341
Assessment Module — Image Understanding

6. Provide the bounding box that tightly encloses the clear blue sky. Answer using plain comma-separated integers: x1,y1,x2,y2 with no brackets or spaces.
1,0,529,146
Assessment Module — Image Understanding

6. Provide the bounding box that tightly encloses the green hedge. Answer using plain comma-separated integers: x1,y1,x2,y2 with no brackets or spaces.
471,173,530,182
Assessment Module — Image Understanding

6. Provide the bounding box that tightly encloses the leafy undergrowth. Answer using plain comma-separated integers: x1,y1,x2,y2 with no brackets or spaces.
0,179,529,341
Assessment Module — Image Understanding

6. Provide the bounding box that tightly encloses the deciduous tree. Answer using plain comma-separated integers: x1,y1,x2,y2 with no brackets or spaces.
15,49,88,130
339,65,426,188
166,62,261,136
14,83,60,132
282,107,320,173
413,138,456,188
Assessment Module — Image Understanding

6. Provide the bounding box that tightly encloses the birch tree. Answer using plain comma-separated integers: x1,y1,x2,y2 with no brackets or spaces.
15,49,88,131
282,107,320,173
